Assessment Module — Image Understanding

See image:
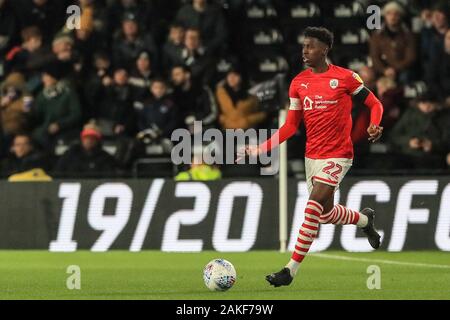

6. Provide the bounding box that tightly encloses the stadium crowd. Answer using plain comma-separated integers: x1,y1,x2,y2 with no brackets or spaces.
0,0,449,179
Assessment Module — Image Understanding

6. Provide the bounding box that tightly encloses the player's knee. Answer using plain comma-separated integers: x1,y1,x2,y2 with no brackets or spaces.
309,185,334,208
319,209,335,224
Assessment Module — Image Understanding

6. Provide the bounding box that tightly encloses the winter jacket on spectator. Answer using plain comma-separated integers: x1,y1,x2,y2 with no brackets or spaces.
83,51,113,120
128,51,155,101
374,75,405,132
175,3,228,55
55,142,117,178
0,134,49,177
112,30,157,70
435,107,450,158
6,45,53,76
174,45,214,86
389,104,441,157
0,148,48,177
420,3,449,78
31,81,82,148
0,0,20,70
129,69,153,101
369,24,416,77
134,94,178,139
427,31,450,103
97,83,135,137
173,83,217,128
14,0,66,44
216,82,266,130
163,39,184,72
0,72,30,135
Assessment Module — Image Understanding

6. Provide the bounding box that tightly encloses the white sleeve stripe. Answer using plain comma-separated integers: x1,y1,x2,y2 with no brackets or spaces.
351,84,365,95
289,98,301,110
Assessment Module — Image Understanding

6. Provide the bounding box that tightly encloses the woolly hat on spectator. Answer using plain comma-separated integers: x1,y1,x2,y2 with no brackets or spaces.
432,1,450,19
81,123,102,140
137,50,151,60
52,32,74,47
122,12,138,22
382,1,405,16
417,92,439,103
41,61,66,80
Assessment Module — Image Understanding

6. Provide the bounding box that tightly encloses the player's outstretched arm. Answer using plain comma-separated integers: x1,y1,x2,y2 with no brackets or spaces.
354,87,384,143
236,106,302,162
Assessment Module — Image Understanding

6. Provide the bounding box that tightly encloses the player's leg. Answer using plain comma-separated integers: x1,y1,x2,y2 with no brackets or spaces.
286,182,334,272
320,204,380,249
317,159,381,249
266,181,334,287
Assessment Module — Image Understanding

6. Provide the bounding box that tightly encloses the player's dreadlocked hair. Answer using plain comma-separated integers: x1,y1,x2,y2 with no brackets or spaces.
303,27,334,50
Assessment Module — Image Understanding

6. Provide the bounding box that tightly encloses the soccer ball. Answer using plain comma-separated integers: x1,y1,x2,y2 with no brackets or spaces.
203,259,236,291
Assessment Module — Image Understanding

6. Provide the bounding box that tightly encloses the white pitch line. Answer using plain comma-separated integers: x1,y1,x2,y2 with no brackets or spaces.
311,253,450,269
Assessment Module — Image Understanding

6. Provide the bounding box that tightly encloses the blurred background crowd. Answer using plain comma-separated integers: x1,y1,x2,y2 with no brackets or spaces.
0,0,449,180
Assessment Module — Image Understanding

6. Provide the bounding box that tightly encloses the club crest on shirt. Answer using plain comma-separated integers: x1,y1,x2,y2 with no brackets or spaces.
329,79,339,89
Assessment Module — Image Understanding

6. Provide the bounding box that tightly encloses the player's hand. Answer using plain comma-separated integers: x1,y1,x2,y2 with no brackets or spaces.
384,67,396,79
409,137,421,149
367,124,383,143
421,139,432,152
48,123,60,135
236,145,261,163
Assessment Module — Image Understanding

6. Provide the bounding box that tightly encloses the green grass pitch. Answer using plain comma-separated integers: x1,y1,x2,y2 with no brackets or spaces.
0,250,449,300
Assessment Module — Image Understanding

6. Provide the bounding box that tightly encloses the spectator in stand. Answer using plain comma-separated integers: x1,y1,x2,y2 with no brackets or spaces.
83,51,112,120
389,93,444,169
434,104,450,169
107,0,152,34
216,67,266,130
427,29,450,106
0,133,49,177
55,123,117,178
129,50,155,101
0,0,20,79
175,28,214,85
96,68,135,138
175,147,221,181
112,12,158,70
175,0,228,55
171,64,217,131
358,66,376,92
52,33,75,63
351,67,378,154
376,76,404,133
49,32,78,83
0,72,31,154
78,0,109,37
71,4,108,78
5,26,52,77
135,78,178,140
369,1,417,84
15,0,66,44
31,61,81,150
421,1,449,78
162,23,185,73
